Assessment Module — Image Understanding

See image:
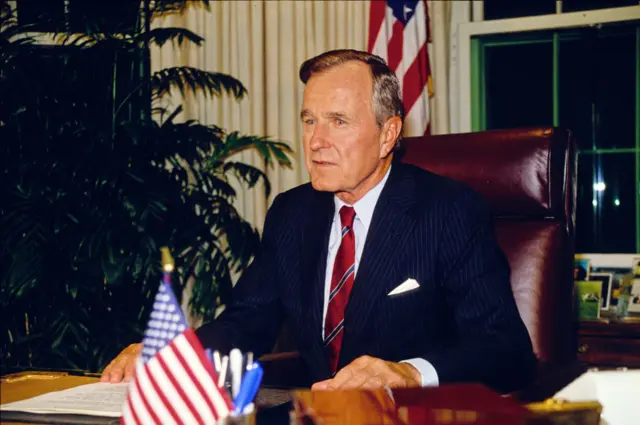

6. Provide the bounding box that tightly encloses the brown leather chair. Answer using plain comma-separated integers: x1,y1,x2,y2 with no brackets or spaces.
262,127,578,389
400,127,578,371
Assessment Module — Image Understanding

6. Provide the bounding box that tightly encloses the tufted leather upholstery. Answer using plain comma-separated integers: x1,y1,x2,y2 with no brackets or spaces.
400,127,577,369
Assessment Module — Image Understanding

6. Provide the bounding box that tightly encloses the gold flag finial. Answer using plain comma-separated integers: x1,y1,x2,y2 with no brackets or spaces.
160,247,175,273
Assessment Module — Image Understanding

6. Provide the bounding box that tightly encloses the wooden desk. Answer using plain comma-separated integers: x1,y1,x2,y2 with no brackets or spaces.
1,364,588,425
0,372,99,425
577,320,640,368
0,370,290,425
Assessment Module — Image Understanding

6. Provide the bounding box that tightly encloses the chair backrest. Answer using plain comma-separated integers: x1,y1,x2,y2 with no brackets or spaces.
401,127,577,368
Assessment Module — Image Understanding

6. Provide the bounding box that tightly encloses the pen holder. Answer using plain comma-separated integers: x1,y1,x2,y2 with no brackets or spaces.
217,412,256,425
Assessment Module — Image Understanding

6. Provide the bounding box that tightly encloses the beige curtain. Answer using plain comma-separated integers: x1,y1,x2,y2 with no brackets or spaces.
151,1,369,232
427,0,473,135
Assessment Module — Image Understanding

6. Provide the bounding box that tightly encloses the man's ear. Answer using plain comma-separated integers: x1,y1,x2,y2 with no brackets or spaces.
379,116,403,158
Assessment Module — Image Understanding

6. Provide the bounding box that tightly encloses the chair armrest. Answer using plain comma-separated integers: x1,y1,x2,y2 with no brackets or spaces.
258,351,312,389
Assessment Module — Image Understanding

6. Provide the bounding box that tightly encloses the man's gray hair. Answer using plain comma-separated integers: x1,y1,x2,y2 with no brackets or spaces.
299,49,404,140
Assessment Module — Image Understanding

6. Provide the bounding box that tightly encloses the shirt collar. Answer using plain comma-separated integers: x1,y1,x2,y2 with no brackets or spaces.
333,165,392,231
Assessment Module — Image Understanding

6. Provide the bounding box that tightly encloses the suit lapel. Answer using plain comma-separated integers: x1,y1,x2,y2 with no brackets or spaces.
340,163,417,367
300,189,333,379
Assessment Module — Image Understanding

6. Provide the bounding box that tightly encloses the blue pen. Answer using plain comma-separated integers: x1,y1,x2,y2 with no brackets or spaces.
205,348,214,371
233,362,263,414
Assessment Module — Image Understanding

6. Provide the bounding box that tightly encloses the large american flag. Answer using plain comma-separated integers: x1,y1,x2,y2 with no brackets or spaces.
121,280,232,425
368,0,433,136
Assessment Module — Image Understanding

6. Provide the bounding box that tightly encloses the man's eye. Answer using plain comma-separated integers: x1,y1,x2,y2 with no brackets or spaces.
304,119,316,125
335,119,345,126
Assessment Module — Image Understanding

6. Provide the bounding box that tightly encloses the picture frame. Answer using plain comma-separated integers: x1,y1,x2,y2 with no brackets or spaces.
589,272,613,311
574,258,591,281
632,257,640,277
574,280,602,320
629,278,640,313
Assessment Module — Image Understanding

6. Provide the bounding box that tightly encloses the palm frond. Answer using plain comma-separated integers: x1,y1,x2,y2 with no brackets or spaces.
135,27,203,48
221,161,272,197
151,0,210,15
217,131,294,169
152,66,247,100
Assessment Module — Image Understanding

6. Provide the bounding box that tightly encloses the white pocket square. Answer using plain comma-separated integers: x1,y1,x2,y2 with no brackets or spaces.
387,278,420,296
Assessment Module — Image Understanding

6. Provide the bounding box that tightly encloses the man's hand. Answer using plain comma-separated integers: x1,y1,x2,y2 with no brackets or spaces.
100,343,142,383
311,355,421,391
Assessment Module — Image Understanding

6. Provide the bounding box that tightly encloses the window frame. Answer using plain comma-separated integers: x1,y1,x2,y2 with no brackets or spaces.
456,5,640,133
456,5,640,253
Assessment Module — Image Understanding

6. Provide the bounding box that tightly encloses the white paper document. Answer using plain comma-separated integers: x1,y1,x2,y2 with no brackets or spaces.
0,382,128,417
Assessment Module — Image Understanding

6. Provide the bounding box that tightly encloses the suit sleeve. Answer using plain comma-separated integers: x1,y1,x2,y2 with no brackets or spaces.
195,194,285,358
422,189,537,392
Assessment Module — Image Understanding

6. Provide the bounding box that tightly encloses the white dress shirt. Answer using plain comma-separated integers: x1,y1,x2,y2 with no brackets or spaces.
321,166,439,387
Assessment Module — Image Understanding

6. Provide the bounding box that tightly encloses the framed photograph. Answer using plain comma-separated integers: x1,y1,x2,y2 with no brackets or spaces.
632,257,640,277
574,258,591,281
589,272,613,311
629,278,640,313
574,280,601,320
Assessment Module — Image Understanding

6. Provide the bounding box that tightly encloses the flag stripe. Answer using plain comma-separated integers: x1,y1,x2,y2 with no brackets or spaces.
403,42,430,116
155,351,208,425
140,363,182,425
147,357,202,425
367,0,386,52
135,360,179,425
124,398,141,425
371,6,396,61
128,378,157,425
387,20,404,72
121,400,136,425
401,0,427,71
176,332,233,415
166,341,218,421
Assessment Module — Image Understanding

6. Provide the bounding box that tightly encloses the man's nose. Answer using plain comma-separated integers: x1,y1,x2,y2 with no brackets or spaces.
309,123,330,150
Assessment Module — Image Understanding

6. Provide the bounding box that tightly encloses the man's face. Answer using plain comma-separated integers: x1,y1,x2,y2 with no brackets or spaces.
300,61,394,199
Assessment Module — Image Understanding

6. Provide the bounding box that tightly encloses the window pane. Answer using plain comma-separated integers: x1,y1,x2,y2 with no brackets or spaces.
576,153,637,253
595,27,636,150
563,0,638,13
485,40,553,130
484,0,556,20
559,26,636,150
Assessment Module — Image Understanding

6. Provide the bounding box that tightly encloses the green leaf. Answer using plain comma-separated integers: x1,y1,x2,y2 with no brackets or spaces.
0,0,292,372
135,28,204,48
152,67,247,100
151,0,211,15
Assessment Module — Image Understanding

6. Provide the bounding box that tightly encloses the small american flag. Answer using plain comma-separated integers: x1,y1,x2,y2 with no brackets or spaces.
368,0,433,136
121,280,232,425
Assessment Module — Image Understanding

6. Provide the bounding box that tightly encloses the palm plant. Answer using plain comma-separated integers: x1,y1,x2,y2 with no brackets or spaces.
0,0,292,372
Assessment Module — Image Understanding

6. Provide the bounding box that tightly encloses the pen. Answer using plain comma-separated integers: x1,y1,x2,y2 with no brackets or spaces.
218,355,229,389
245,352,253,371
233,362,263,414
205,349,214,371
229,348,243,399
213,350,222,373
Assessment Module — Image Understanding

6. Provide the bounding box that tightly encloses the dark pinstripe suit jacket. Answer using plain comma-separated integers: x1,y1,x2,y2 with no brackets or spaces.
196,162,536,392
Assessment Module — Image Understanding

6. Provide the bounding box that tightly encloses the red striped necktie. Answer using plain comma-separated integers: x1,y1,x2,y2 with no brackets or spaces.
324,206,357,373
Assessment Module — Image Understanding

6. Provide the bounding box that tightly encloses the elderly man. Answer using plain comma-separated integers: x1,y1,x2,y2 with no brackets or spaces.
102,49,536,392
